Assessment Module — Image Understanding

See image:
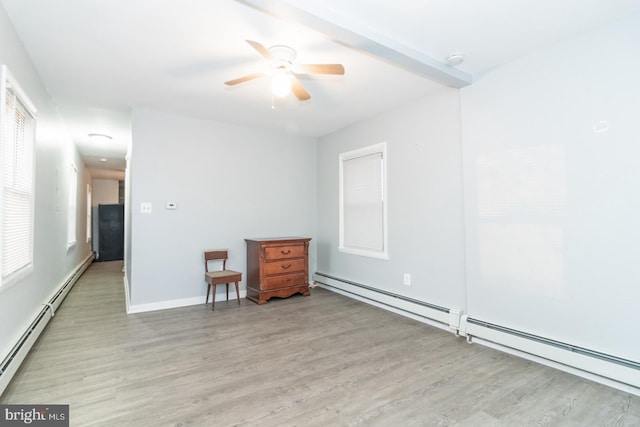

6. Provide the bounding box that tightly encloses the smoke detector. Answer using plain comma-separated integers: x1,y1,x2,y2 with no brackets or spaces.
445,52,465,67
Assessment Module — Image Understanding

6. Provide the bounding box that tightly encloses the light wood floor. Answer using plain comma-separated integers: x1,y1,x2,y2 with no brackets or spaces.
1,261,639,426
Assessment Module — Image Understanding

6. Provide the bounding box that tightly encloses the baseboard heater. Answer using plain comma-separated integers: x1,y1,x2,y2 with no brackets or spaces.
314,272,640,394
465,317,640,392
313,272,456,329
0,253,94,396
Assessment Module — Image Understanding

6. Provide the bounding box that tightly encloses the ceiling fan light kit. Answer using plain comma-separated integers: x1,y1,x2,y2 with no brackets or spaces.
271,68,292,97
224,40,345,101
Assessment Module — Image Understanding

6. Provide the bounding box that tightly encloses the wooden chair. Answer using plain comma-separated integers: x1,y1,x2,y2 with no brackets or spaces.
204,250,242,310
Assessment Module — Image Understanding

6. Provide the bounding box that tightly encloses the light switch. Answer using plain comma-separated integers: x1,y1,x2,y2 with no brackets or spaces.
166,201,177,210
140,202,152,213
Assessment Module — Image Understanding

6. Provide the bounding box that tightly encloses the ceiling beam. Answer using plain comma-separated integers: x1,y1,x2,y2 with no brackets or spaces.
236,0,473,88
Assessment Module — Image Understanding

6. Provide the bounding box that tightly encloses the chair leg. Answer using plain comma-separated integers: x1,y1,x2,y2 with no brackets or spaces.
234,281,240,305
211,285,215,311
206,284,211,305
226,283,229,301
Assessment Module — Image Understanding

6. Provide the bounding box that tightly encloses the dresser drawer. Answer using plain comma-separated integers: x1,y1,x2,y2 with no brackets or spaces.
264,258,305,276
264,245,305,260
264,273,306,290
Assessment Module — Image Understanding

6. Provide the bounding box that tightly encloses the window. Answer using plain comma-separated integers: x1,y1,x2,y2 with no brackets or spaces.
0,65,36,285
86,184,92,242
67,163,77,247
339,142,388,259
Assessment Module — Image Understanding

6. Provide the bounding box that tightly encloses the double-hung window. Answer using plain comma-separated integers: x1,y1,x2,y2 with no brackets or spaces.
0,65,37,286
67,163,78,248
339,142,388,259
86,184,92,243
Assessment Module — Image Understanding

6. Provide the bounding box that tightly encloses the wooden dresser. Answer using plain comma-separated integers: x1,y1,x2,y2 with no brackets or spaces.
245,237,311,304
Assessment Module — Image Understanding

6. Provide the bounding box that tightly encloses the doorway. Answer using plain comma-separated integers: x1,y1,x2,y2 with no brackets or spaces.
98,203,124,261
91,178,125,261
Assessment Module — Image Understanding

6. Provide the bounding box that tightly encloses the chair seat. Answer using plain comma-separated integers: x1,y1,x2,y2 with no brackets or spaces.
205,270,242,284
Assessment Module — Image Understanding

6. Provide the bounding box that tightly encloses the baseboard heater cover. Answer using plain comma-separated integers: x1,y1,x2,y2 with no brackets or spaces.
466,317,640,392
313,272,453,328
0,253,94,396
314,272,639,394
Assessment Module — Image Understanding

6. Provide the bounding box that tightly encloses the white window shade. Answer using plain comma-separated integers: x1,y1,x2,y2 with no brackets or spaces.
67,163,77,247
339,142,388,259
1,65,36,284
86,184,92,242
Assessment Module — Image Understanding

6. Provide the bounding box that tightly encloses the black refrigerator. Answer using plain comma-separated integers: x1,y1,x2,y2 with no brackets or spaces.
97,204,124,261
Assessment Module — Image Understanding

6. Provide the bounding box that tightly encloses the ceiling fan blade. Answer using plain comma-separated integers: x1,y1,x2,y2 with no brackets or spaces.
224,72,265,86
245,40,273,60
293,63,345,75
291,76,311,101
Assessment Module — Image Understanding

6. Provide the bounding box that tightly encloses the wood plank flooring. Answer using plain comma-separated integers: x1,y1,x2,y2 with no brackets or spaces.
1,261,639,426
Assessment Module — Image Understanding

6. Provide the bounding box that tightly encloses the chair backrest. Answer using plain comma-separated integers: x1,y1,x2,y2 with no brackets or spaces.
204,250,228,272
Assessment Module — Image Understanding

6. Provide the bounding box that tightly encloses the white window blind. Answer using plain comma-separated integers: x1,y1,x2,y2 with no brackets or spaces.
339,142,388,259
1,65,36,284
86,184,92,242
67,163,77,247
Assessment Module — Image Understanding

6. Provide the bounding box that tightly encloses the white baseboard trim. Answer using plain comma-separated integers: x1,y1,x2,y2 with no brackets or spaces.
128,289,247,314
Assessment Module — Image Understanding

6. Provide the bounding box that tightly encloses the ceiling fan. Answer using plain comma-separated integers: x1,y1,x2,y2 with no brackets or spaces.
224,40,345,101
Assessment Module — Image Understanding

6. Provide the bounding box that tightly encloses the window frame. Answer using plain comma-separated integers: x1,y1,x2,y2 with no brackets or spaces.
338,142,389,260
0,65,37,288
67,163,78,248
86,184,92,243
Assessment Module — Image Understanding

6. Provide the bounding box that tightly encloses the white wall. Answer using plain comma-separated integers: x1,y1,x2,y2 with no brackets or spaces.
461,13,640,362
92,178,119,206
314,15,640,388
129,108,317,308
316,88,467,311
0,5,92,359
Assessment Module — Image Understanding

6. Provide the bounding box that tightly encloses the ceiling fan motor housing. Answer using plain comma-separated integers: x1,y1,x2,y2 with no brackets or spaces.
269,45,297,68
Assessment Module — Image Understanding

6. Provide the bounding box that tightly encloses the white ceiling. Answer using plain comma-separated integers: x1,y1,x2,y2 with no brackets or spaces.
2,0,639,176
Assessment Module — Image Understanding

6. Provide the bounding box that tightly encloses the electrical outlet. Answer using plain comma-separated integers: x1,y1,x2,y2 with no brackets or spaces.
140,202,152,213
403,273,411,286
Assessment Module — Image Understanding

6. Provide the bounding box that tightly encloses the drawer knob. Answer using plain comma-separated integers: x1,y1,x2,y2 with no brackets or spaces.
281,249,291,255
281,264,292,269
